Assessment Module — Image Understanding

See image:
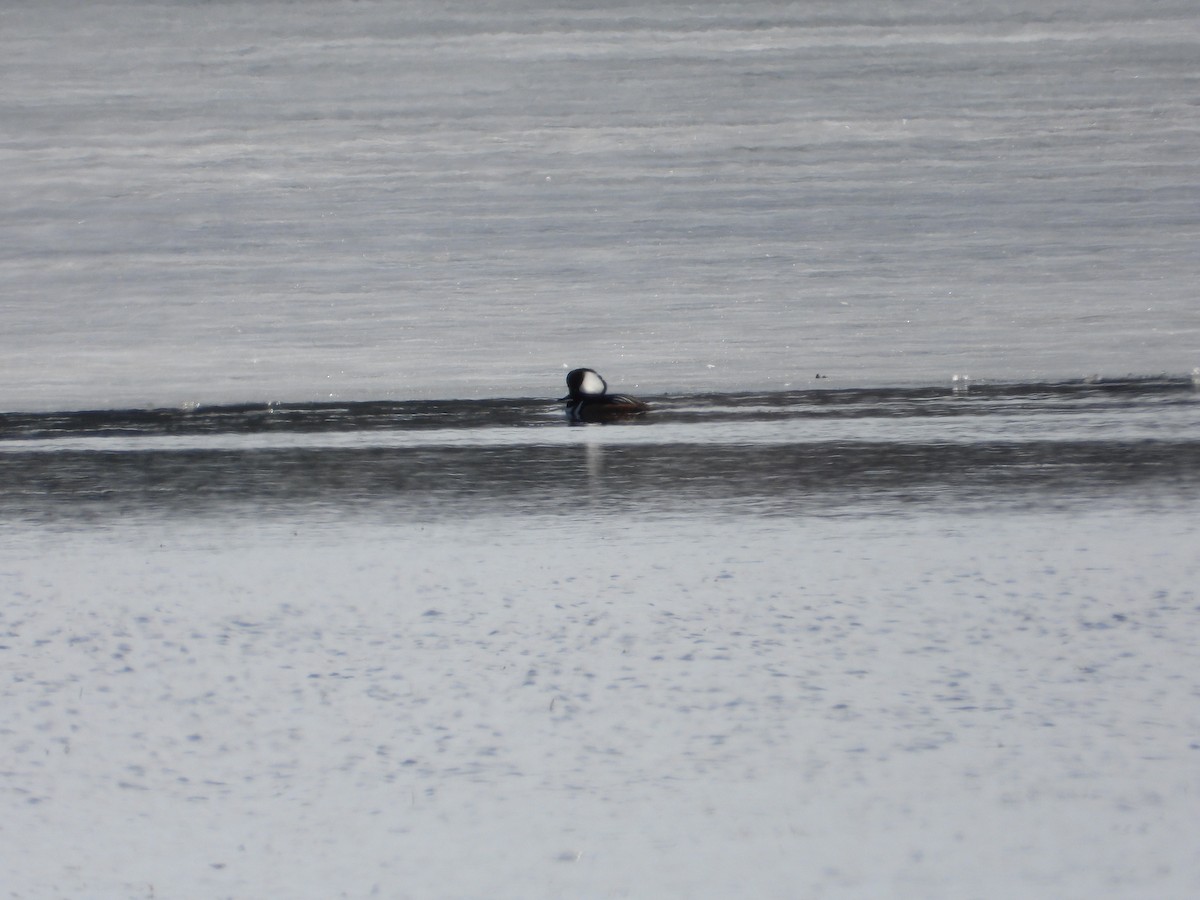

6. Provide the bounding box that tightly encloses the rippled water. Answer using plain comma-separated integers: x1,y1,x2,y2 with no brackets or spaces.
3,377,1197,525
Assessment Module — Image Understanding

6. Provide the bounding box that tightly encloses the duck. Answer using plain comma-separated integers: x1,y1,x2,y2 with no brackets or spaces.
560,368,649,422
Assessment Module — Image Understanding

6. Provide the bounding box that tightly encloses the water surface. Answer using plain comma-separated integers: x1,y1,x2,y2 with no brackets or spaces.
3,377,1197,526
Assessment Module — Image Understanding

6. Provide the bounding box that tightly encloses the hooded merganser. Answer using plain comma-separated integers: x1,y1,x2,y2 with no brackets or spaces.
560,368,649,422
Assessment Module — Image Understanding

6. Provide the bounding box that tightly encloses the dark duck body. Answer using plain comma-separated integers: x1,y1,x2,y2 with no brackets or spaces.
560,368,649,422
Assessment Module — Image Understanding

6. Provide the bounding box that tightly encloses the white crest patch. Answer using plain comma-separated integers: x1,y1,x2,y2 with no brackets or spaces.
579,369,607,395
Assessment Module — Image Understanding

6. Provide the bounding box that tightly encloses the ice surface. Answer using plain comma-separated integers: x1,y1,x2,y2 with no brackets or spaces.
2,0,1200,410
2,508,1199,898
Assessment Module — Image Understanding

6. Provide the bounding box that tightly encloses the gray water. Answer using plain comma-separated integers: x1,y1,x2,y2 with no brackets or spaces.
3,2,1200,898
2,379,1199,524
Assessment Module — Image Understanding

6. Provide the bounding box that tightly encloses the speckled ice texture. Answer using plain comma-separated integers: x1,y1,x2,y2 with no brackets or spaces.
3,505,1199,899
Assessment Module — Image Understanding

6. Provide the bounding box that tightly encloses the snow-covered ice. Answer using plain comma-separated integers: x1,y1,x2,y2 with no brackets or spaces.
3,507,1198,898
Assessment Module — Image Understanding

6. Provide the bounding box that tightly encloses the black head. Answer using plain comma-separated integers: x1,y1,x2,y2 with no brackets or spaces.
563,368,608,400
